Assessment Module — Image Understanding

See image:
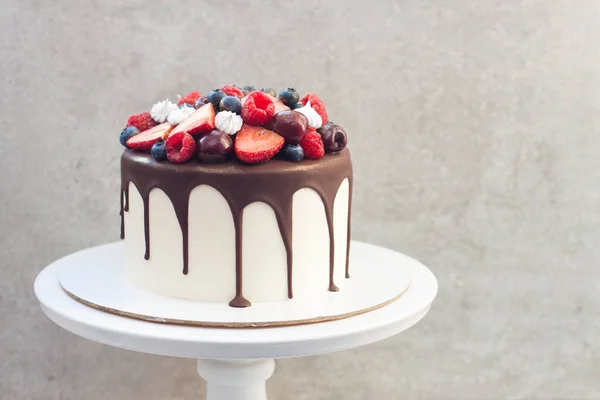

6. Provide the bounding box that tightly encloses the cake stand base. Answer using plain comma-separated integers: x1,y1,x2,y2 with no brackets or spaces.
197,359,274,400
34,241,437,400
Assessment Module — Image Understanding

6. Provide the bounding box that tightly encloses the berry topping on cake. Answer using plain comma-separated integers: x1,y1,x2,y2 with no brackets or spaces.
219,96,242,115
272,97,290,114
261,88,277,98
151,139,167,160
234,125,284,164
120,126,140,147
278,88,300,107
150,100,178,123
207,89,226,111
300,93,328,124
197,130,234,163
299,129,325,159
221,85,244,98
194,96,208,109
317,122,348,153
127,112,158,132
177,91,202,107
215,111,243,135
241,91,275,126
165,131,196,163
126,123,173,151
241,85,256,96
170,103,216,137
279,144,305,162
271,110,308,145
167,105,196,126
290,102,304,110
294,101,323,129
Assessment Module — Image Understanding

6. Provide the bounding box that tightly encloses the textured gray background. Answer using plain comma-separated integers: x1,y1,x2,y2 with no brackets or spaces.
1,0,599,398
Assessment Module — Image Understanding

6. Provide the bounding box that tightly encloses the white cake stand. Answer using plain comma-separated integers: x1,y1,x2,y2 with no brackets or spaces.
34,241,438,400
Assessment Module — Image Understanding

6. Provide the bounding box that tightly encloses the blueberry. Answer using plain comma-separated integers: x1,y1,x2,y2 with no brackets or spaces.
180,103,193,109
207,89,226,110
261,88,277,98
219,96,242,115
120,126,140,147
151,140,167,161
279,144,304,162
241,85,256,96
278,88,300,107
290,102,304,110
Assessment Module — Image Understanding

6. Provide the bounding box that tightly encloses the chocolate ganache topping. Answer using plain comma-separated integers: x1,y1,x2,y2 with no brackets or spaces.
120,149,352,308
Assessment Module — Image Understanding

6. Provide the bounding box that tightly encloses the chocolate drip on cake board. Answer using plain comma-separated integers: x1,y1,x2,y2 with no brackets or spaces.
120,149,352,308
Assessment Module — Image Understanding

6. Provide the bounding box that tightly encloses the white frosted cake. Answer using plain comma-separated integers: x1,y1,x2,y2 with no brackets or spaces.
119,85,351,307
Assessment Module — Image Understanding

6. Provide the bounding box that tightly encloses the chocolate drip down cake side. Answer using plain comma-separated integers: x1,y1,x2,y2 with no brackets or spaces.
119,85,352,308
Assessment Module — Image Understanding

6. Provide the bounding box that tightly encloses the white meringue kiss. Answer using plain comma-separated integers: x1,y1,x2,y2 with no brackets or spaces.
295,101,323,129
150,100,178,123
215,111,243,135
167,105,195,126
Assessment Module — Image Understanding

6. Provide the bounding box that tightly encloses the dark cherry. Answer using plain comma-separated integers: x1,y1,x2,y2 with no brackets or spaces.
196,130,233,163
261,88,277,98
194,98,207,109
316,122,347,153
271,110,308,145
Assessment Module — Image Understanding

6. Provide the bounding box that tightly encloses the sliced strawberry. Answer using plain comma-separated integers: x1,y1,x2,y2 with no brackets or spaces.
234,125,284,164
126,123,173,151
165,132,196,163
244,94,289,115
299,129,325,159
170,103,215,137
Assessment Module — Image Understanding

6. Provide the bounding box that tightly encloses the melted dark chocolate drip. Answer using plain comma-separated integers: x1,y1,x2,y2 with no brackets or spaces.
120,149,352,307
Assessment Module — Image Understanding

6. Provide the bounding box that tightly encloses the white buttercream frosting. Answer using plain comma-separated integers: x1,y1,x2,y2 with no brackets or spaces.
295,101,323,129
150,100,178,123
167,105,195,126
215,111,243,135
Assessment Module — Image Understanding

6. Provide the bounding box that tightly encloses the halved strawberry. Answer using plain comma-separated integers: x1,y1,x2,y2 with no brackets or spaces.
169,103,215,137
126,123,173,151
234,125,284,164
165,132,196,163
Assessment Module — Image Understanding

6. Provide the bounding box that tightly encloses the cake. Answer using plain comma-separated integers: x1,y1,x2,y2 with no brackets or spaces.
118,86,352,307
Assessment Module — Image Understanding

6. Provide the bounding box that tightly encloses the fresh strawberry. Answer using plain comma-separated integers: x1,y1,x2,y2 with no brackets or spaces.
273,97,290,114
169,103,215,137
126,123,173,151
178,91,202,107
221,85,244,98
241,92,275,126
300,94,329,124
299,129,325,159
127,112,158,132
165,131,196,163
234,125,284,164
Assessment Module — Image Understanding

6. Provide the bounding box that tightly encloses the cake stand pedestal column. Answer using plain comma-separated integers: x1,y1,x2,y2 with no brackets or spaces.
34,241,437,400
197,359,274,400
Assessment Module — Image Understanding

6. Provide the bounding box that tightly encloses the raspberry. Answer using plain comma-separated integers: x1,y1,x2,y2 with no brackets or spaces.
300,94,329,124
178,91,202,107
299,129,324,159
165,131,196,163
221,85,244,98
241,92,275,126
127,112,158,132
234,125,284,164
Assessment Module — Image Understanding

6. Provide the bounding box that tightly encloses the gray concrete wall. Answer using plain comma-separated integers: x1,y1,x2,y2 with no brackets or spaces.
1,0,599,398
